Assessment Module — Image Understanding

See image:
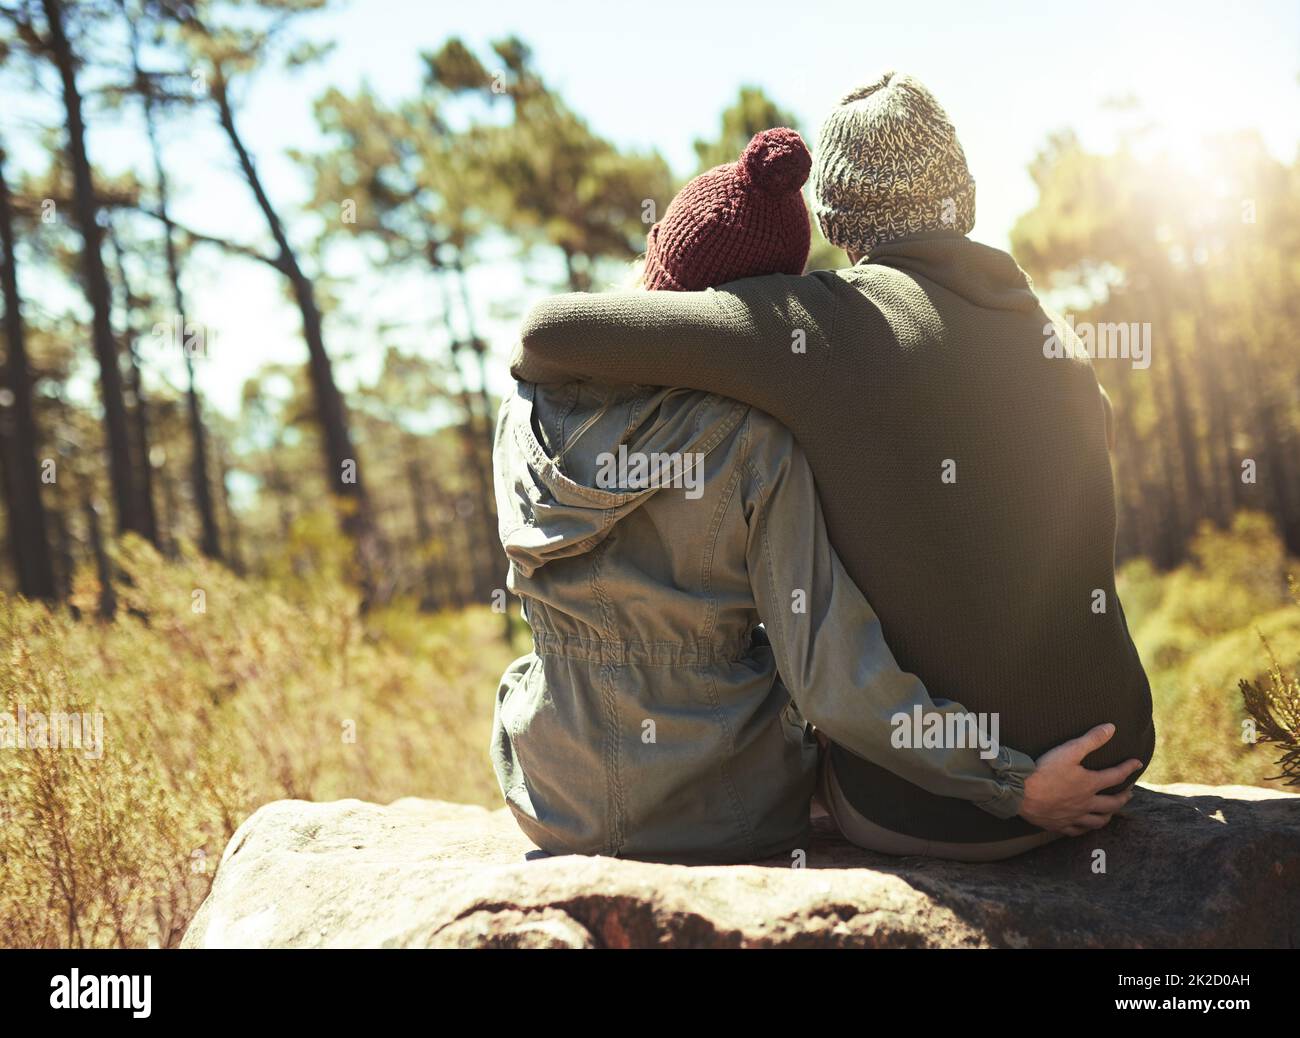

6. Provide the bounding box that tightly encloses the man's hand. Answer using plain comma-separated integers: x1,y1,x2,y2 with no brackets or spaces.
1018,723,1143,835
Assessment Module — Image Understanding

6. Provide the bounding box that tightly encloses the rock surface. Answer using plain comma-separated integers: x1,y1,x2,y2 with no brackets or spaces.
182,783,1300,948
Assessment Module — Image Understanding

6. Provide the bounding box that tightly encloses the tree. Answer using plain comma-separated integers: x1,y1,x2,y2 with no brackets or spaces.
115,0,221,558
106,219,161,545
354,348,465,611
0,140,56,599
300,84,502,605
427,36,673,291
692,85,798,172
7,0,150,539
159,0,380,598
1012,124,1300,563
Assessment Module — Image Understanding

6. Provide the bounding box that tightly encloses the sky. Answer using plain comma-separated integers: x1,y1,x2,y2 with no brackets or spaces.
4,0,1299,418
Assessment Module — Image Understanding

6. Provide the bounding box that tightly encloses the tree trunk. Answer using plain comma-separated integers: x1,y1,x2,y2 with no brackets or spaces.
210,72,378,601
217,446,244,575
83,496,115,620
403,439,448,611
433,263,498,605
1248,353,1300,555
1230,252,1300,555
1114,401,1158,565
453,256,509,639
159,454,180,558
0,145,57,600
108,226,161,547
561,247,590,291
42,0,144,537
1164,342,1206,531
1199,330,1235,526
1146,313,1189,566
1187,267,1236,527
128,13,223,560
50,503,74,602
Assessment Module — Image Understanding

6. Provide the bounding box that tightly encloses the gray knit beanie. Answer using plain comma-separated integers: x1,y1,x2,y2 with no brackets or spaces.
812,71,976,255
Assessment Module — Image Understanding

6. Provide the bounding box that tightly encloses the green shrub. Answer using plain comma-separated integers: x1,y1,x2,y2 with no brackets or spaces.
1239,579,1300,787
1120,512,1300,786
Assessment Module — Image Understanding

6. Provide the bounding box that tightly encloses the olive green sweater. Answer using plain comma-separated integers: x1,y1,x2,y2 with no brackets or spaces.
511,233,1155,842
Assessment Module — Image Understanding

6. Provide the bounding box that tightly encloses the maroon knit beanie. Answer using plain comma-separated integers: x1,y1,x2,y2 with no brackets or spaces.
642,128,812,292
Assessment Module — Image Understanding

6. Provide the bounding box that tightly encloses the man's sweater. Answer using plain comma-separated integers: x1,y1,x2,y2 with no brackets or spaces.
511,232,1155,842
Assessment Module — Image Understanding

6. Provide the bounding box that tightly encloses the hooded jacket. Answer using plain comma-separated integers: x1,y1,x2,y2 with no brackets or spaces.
491,377,1033,863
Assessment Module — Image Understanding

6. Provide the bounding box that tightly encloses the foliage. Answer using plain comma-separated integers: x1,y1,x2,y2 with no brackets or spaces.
0,535,521,947
692,85,799,172
1012,125,1300,567
1120,512,1300,787
1239,576,1300,786
425,36,673,290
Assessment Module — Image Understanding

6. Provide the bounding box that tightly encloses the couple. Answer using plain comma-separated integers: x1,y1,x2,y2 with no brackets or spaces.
490,71,1155,864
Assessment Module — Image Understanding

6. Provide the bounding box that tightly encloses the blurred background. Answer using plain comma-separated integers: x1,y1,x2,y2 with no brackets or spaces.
1,0,1298,946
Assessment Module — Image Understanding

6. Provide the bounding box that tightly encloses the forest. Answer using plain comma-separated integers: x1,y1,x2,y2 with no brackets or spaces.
0,0,1298,947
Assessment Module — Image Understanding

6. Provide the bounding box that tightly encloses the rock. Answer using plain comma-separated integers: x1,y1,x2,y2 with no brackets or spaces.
182,783,1300,949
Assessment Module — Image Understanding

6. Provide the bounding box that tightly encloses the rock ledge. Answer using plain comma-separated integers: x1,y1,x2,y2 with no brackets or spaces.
182,783,1300,948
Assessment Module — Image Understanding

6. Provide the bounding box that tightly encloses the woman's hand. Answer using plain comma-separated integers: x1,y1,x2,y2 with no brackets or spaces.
1018,723,1143,835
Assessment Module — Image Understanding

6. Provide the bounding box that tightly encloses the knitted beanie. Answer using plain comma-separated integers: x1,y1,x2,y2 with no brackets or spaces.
812,71,975,255
643,128,812,292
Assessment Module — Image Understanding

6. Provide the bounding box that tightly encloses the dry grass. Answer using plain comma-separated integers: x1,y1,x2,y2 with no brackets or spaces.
2,512,1296,947
0,534,520,948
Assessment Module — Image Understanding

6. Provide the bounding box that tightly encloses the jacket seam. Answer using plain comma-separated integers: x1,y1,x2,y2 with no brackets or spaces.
699,413,758,858
697,412,748,648
704,670,759,861
742,455,790,695
587,536,626,856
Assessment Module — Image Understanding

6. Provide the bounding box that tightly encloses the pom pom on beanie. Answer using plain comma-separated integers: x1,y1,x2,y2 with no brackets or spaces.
642,128,812,292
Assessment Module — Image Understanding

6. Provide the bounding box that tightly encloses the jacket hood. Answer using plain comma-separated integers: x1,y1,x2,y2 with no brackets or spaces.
495,382,745,577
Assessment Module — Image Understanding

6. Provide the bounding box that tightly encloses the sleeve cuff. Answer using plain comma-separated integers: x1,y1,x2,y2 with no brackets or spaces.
974,745,1037,820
